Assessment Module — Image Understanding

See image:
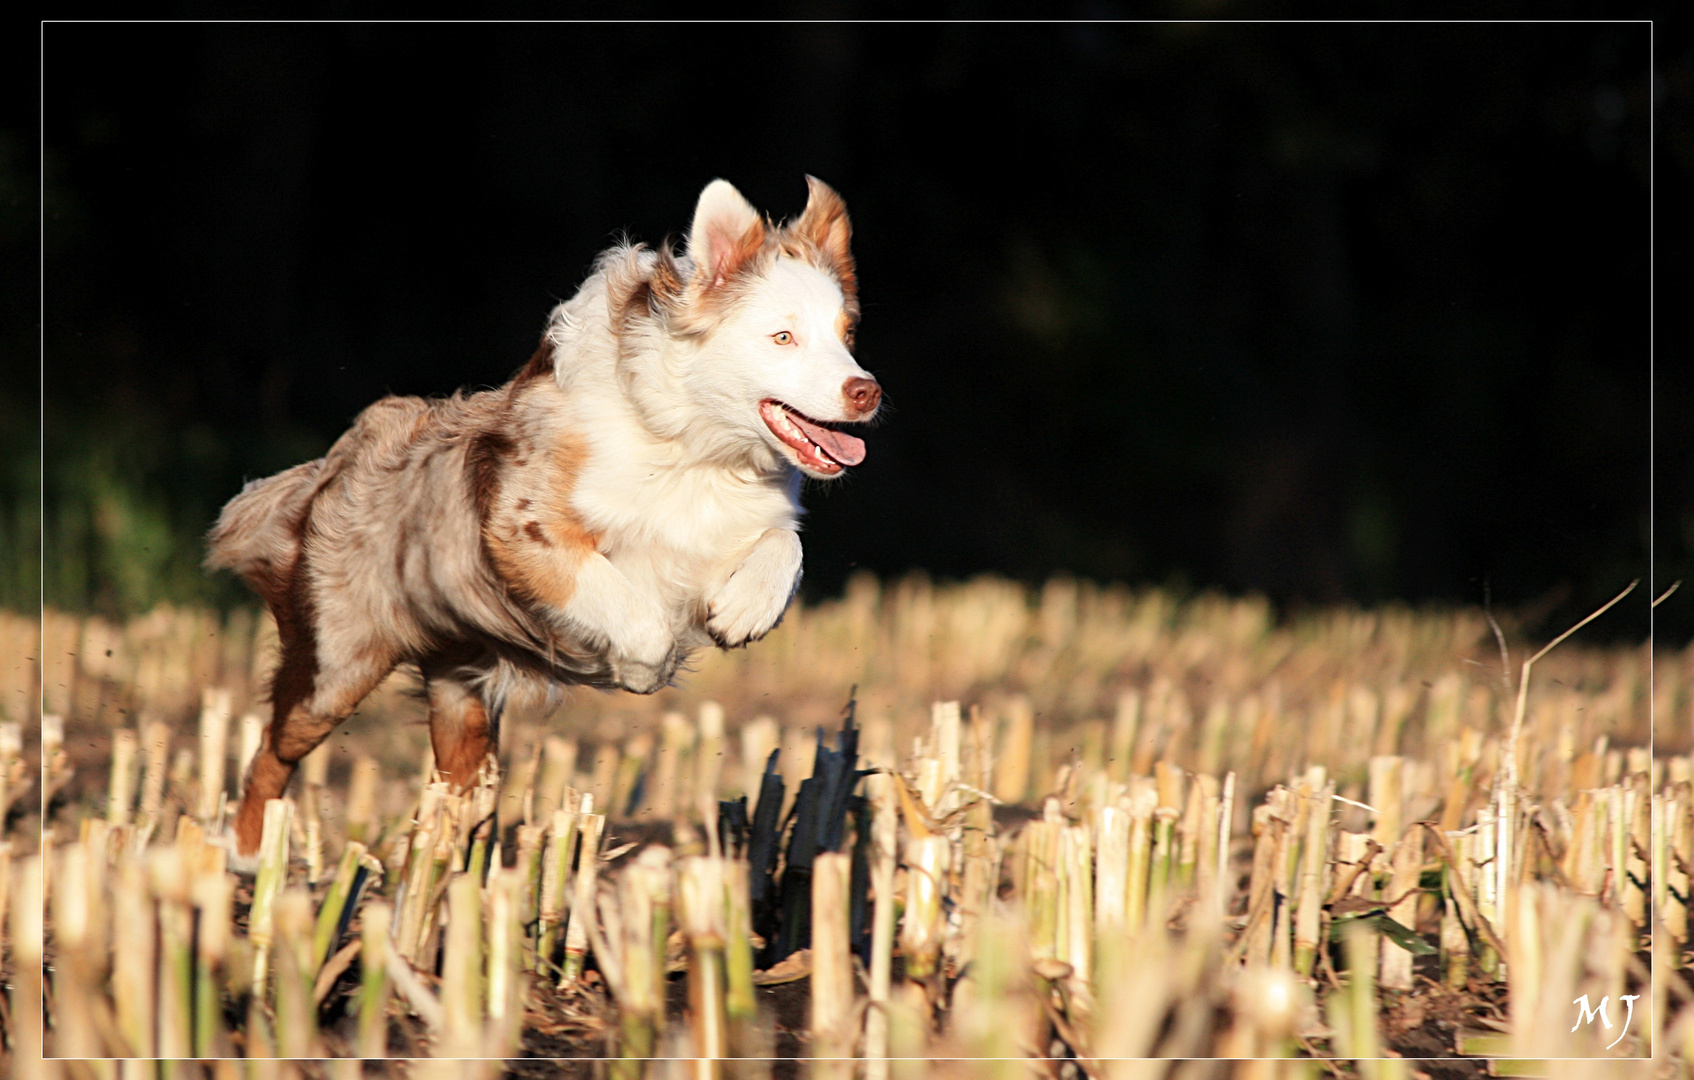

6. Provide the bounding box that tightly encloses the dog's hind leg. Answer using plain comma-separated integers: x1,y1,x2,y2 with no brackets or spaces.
421,662,500,791
232,627,397,857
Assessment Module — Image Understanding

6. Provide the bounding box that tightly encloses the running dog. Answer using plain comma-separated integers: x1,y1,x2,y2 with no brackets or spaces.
208,177,880,855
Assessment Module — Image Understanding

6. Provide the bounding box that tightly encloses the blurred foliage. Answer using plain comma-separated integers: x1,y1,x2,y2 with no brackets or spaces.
45,401,222,615
1,125,38,614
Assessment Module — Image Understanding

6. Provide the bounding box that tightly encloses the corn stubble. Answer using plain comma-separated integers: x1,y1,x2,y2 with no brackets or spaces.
17,576,1688,1074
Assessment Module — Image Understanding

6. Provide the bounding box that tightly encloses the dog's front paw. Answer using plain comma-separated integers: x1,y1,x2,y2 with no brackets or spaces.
608,618,680,694
706,531,803,648
611,651,681,695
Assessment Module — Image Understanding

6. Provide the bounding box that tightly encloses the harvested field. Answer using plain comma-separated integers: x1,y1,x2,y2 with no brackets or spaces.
9,576,1689,1076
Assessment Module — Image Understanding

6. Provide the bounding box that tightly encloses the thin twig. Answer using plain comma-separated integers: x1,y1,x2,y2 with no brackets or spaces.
1484,583,1514,701
1504,580,1638,794
1330,794,1380,815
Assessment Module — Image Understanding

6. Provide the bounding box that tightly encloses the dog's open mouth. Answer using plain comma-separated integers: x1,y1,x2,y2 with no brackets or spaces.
760,399,866,474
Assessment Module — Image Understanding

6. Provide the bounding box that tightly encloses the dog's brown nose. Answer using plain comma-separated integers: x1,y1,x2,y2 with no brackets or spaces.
843,376,881,416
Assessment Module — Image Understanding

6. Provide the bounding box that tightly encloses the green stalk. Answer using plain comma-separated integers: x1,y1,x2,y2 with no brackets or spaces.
903,833,952,981
312,841,369,972
538,807,580,968
417,800,462,968
440,874,485,1057
395,786,443,963
357,901,394,1058
561,811,605,984
611,847,671,1080
678,855,728,1070
1293,782,1333,976
1148,806,1178,929
465,774,500,878
248,797,294,998
1125,787,1154,930
1329,921,1381,1068
723,859,756,1038
513,823,546,971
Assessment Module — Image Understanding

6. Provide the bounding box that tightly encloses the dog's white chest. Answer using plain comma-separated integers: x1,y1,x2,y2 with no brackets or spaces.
579,454,795,596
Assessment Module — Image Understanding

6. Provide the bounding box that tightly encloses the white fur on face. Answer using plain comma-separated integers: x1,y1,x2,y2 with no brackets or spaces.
675,258,874,475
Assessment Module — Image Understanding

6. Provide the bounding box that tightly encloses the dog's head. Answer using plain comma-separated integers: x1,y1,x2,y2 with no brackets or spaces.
618,177,881,480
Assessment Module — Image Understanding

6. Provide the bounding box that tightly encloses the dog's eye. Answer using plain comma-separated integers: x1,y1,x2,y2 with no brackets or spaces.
773,331,794,346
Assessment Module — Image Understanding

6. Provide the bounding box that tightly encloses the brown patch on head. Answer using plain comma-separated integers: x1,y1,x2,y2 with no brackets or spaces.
834,310,858,352
698,216,767,291
523,521,551,547
783,175,858,321
662,218,771,335
623,179,859,338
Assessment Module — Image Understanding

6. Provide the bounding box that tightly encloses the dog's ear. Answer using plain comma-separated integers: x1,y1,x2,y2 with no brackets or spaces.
793,175,853,275
687,180,766,291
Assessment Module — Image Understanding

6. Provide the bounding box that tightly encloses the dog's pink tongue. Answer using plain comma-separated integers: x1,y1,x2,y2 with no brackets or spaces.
791,412,866,466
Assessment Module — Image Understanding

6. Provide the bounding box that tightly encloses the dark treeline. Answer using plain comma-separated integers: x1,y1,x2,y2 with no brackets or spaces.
32,20,1687,642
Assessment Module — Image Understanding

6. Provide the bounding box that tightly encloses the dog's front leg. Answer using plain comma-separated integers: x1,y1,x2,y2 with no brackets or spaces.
557,553,679,694
706,528,804,648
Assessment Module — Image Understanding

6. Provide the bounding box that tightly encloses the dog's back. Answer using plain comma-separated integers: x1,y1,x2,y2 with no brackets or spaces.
206,395,439,601
213,390,549,650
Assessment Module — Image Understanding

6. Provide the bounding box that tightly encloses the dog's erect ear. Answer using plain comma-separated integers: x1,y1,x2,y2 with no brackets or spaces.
793,175,853,273
687,180,766,291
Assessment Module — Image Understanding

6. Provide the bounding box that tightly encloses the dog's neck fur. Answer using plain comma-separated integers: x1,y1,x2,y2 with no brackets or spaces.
526,248,804,617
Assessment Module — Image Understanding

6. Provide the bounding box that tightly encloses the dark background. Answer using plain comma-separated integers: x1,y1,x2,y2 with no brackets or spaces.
26,19,1688,643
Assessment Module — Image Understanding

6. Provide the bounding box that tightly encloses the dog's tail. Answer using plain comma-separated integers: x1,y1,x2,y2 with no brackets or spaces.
205,460,325,594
